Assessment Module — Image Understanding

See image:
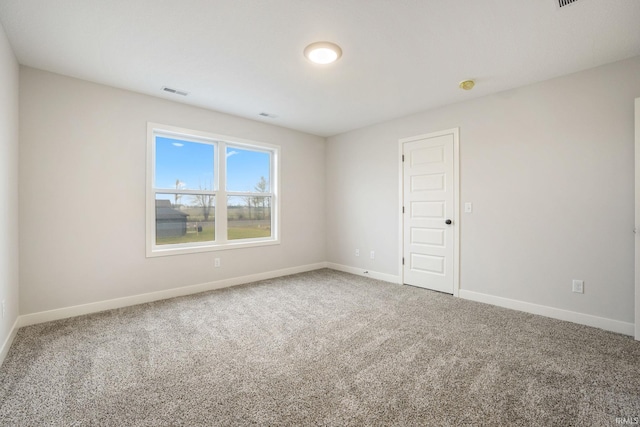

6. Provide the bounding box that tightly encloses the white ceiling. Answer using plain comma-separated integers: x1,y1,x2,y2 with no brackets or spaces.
1,0,639,137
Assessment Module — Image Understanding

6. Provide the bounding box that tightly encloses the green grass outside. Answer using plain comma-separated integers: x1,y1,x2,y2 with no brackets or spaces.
227,227,271,240
156,228,214,245
156,226,270,245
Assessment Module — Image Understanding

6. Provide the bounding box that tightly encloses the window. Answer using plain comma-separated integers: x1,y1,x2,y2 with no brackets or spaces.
147,123,279,257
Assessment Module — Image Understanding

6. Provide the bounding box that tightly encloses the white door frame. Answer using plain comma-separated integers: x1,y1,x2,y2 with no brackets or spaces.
634,98,640,341
399,128,460,296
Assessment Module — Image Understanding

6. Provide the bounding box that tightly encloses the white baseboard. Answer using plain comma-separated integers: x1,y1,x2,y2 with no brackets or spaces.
459,289,635,336
326,263,401,284
19,262,328,328
0,317,20,367
12,262,634,348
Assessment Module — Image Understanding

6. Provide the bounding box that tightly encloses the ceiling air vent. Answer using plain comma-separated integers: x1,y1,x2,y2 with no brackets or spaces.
558,0,579,7
162,86,189,96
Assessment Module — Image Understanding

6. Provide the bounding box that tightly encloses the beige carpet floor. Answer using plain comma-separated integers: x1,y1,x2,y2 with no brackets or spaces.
0,269,639,426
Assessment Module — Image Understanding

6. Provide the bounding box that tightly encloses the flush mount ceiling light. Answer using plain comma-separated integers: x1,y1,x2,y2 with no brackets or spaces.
459,79,475,90
304,42,342,65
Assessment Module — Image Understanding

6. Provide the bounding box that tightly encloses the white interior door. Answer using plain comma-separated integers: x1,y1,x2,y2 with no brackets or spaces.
402,129,458,294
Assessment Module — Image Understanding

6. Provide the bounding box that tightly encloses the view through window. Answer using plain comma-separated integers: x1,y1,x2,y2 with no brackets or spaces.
147,124,279,256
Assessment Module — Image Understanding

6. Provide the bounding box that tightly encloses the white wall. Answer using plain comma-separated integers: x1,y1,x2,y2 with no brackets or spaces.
0,23,19,355
19,67,326,315
14,55,640,332
327,56,640,325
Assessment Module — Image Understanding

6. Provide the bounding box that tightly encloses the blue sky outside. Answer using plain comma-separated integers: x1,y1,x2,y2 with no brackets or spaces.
226,146,270,192
155,136,270,196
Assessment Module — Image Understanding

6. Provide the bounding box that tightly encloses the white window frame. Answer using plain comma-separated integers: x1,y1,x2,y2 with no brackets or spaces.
146,122,280,257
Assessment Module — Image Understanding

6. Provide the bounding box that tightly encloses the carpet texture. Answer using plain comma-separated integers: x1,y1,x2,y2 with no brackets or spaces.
1,269,639,426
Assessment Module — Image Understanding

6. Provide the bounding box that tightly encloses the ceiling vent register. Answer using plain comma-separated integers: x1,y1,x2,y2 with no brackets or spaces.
162,87,189,96
558,0,579,7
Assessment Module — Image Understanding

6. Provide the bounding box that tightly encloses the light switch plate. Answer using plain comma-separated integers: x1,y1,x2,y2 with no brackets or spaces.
464,202,473,213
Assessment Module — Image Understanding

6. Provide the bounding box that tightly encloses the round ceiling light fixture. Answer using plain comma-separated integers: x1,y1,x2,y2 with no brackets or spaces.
459,79,475,90
304,41,342,65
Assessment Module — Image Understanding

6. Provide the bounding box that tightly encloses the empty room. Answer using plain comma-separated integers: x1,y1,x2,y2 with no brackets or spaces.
1,1,640,425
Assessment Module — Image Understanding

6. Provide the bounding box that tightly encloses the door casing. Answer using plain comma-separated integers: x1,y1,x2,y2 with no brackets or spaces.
399,128,460,296
634,98,640,341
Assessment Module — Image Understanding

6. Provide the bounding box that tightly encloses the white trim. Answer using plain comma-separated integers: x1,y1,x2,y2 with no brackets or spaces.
398,141,404,285
148,239,280,257
326,263,402,284
0,317,20,367
459,289,634,336
452,129,460,297
146,122,281,258
635,97,640,341
19,262,327,328
399,128,460,296
7,263,633,362
146,123,155,257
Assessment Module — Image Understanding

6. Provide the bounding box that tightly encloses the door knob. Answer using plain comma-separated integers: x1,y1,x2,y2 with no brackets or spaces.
445,219,452,225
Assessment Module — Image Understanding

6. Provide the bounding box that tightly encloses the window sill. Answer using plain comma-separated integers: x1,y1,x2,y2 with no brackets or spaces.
146,238,280,258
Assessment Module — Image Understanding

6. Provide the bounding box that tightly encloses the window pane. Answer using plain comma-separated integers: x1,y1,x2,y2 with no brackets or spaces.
226,147,270,192
155,136,215,191
227,196,271,240
156,194,215,245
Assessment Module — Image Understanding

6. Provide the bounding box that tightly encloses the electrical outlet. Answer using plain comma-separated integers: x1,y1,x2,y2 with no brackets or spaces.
355,249,360,257
370,250,375,259
214,258,221,268
572,280,584,294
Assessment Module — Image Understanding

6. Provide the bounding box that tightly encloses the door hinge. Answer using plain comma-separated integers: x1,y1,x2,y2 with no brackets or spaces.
402,155,405,162
402,206,405,214
402,257,405,265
